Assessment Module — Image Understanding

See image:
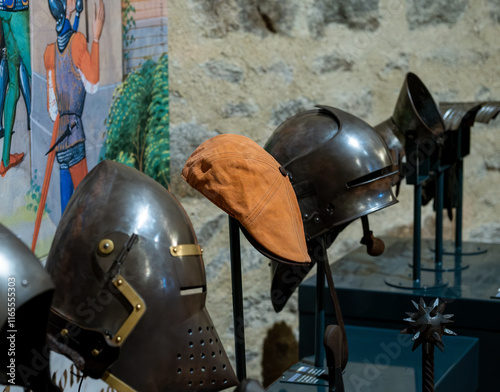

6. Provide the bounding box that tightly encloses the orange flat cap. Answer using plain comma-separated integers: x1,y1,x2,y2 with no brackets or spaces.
182,134,311,265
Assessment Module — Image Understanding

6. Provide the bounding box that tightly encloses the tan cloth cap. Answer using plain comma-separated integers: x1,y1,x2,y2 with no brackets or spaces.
182,134,311,264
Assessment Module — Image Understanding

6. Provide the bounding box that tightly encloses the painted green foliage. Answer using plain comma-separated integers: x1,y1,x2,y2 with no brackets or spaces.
122,0,136,57
105,53,170,187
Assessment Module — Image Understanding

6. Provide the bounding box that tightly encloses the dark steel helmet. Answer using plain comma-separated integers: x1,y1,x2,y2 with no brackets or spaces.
374,72,445,185
48,0,66,33
0,224,57,391
265,105,398,241
45,160,237,392
264,105,398,312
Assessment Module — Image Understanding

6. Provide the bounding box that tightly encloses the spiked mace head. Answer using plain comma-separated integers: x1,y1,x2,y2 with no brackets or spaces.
401,298,456,352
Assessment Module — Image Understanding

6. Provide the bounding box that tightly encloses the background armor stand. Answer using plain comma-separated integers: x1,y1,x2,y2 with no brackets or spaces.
417,101,500,295
422,104,481,278
435,101,500,264
382,73,448,292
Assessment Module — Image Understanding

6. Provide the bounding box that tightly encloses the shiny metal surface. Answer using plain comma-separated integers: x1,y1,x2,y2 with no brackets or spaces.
0,224,54,320
392,73,445,140
374,73,445,184
0,223,56,390
265,105,398,240
46,160,237,392
440,101,500,131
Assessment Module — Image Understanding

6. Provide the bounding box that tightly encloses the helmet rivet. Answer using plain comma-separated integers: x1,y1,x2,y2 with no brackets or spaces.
117,279,123,286
91,349,100,357
314,217,320,223
21,279,29,287
116,336,122,343
98,239,114,255
201,248,204,253
60,329,69,337
172,247,178,253
136,304,142,310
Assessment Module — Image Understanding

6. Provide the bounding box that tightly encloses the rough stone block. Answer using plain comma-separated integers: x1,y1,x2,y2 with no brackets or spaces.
202,60,244,84
406,0,468,29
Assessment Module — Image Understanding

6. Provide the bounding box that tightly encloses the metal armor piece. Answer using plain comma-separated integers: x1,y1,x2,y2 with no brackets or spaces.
440,101,500,130
45,160,237,392
0,223,57,391
374,72,445,185
392,73,444,140
265,105,398,240
265,106,398,312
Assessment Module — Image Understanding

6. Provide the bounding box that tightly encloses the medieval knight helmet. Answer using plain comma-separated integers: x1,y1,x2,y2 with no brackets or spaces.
0,224,57,392
45,160,237,392
265,105,398,241
265,105,398,312
48,0,66,33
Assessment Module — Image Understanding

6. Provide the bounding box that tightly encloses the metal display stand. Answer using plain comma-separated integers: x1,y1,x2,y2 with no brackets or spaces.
229,216,247,381
386,131,448,290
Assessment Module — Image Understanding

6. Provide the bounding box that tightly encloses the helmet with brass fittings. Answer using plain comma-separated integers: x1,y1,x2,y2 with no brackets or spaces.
265,105,398,312
45,160,237,392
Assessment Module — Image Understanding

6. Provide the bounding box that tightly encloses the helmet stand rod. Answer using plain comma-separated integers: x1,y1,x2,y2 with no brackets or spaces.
229,216,247,381
426,105,487,277
313,253,325,367
386,132,448,290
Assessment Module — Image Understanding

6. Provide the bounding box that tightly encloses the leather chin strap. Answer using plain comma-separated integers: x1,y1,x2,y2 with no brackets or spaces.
316,235,349,370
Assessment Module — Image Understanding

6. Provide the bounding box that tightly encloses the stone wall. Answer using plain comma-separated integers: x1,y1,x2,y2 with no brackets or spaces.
168,0,500,382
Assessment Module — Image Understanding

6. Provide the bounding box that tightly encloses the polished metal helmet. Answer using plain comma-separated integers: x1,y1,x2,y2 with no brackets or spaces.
45,160,237,392
265,105,398,241
0,223,58,392
265,105,398,312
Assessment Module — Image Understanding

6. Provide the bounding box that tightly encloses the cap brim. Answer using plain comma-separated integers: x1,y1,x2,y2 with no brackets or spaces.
239,224,309,266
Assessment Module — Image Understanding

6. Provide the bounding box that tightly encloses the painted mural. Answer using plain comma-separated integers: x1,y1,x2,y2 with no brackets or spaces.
0,1,168,391
0,0,30,178
0,0,32,249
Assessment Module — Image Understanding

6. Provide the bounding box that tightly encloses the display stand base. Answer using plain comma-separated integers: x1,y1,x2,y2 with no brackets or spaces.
267,325,478,392
427,240,488,256
384,275,448,290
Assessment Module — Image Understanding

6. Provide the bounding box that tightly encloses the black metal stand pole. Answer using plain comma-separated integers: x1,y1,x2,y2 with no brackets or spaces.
314,256,326,367
229,216,246,381
413,182,422,286
455,159,464,265
434,168,444,285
